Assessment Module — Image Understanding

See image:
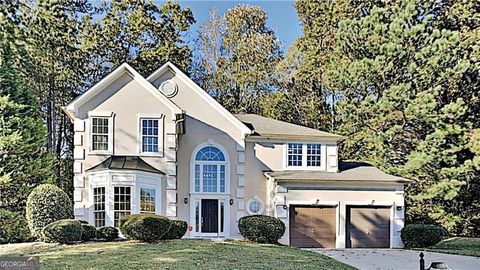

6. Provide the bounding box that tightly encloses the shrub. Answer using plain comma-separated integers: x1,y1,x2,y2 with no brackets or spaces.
401,224,447,248
162,220,187,240
0,209,32,244
41,219,82,244
97,226,119,241
239,215,285,244
26,184,73,238
119,214,171,242
81,223,97,241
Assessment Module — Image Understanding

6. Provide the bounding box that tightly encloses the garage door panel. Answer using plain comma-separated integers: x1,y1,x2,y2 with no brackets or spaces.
290,206,336,248
347,206,390,248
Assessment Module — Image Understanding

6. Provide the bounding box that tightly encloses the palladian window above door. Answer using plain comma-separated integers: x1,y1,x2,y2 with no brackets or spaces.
193,146,228,193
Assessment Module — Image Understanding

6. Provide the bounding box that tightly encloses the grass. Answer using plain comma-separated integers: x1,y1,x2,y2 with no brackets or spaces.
0,239,356,270
419,237,480,257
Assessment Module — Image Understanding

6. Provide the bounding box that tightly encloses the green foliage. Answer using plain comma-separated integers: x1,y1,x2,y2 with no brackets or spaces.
81,223,97,242
401,224,447,248
97,226,119,241
193,5,282,114
295,0,480,235
162,220,187,240
26,184,73,239
238,215,285,244
0,209,31,244
84,0,195,78
119,214,171,242
41,219,83,244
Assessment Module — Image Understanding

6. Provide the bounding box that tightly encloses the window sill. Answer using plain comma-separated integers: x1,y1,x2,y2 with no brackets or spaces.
88,151,113,156
139,152,164,158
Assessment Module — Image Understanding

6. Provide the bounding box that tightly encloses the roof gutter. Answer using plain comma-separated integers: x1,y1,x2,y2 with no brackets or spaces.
61,106,75,123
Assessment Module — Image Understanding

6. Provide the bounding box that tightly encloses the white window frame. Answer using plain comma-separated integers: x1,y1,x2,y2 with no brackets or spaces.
246,197,265,215
88,171,163,227
139,187,156,214
93,186,106,227
88,112,114,155
284,142,326,170
190,142,230,194
138,114,164,156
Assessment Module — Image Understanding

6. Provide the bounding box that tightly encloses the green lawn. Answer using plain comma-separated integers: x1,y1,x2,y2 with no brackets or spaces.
421,237,480,257
0,240,356,270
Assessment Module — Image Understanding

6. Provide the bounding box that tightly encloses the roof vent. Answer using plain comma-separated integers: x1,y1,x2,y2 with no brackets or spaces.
159,80,178,97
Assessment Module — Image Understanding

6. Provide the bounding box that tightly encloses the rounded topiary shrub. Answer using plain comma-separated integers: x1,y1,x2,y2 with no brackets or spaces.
97,226,119,241
161,220,187,240
401,224,447,248
119,214,171,242
239,215,285,244
0,209,32,244
81,223,97,241
41,219,82,244
26,184,73,239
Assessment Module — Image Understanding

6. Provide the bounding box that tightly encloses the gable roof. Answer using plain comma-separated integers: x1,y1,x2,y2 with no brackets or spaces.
147,61,252,136
235,114,346,141
265,162,409,184
63,63,182,120
87,155,165,174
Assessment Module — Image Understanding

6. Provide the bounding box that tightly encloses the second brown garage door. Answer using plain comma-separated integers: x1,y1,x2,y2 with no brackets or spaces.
289,206,336,248
346,206,391,248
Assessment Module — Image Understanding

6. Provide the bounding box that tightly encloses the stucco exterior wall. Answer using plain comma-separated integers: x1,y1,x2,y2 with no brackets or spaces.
72,76,178,221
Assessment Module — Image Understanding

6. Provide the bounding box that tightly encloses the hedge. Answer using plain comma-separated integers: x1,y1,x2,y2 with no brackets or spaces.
26,184,73,238
162,220,187,240
41,219,82,244
0,209,31,244
81,223,97,241
238,215,285,244
401,224,447,248
119,214,171,242
97,226,119,241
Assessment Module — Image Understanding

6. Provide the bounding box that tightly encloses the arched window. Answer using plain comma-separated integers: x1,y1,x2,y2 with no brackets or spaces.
193,146,227,193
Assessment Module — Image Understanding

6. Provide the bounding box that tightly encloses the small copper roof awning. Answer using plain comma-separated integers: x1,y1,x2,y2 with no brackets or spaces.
86,156,165,175
264,162,410,184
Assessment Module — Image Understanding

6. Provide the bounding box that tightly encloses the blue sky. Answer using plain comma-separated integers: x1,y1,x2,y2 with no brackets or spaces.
176,0,302,51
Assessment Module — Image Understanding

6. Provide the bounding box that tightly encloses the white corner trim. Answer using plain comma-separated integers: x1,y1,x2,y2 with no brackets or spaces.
146,62,251,136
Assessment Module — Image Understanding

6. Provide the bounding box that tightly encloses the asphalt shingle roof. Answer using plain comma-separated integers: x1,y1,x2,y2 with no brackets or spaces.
235,114,346,140
265,162,409,183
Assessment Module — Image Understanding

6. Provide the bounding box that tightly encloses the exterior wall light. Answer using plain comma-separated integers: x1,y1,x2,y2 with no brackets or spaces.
184,198,188,204
396,206,403,211
229,199,234,205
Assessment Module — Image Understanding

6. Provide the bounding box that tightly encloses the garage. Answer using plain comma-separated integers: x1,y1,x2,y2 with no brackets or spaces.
346,206,391,248
289,206,336,248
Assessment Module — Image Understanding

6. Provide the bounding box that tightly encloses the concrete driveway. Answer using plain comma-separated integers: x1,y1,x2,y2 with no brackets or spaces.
310,249,480,270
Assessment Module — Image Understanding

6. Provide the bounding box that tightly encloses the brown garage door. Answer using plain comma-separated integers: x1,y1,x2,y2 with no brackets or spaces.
289,206,336,248
346,206,390,248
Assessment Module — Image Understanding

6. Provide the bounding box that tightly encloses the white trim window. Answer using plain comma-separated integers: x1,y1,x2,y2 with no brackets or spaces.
286,143,323,169
114,186,131,227
140,188,156,214
93,187,106,227
306,144,322,167
91,117,110,152
287,143,303,167
140,118,162,154
193,146,228,193
246,197,265,215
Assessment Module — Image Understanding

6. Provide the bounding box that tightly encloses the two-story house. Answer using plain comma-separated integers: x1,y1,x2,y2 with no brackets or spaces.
62,62,408,248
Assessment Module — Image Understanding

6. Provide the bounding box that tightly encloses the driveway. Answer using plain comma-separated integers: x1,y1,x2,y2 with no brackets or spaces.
310,249,480,270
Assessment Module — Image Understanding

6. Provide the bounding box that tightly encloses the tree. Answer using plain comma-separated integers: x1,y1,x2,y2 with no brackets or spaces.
83,0,195,79
0,45,54,213
323,0,480,234
193,5,283,114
